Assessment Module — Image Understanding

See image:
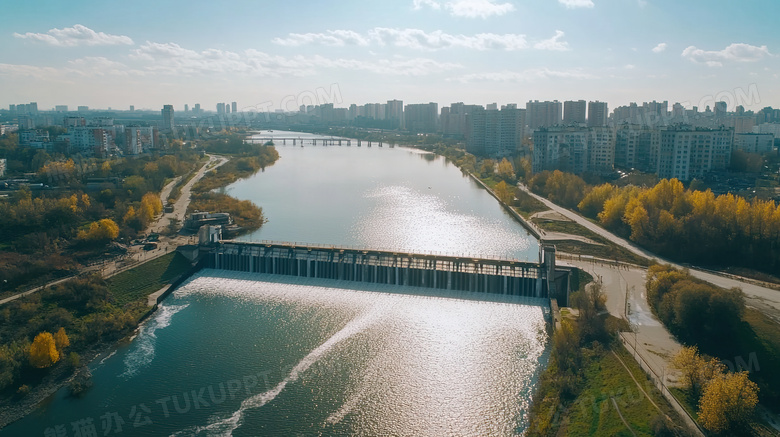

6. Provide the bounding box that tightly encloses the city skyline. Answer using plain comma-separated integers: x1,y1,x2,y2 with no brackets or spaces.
1,0,778,111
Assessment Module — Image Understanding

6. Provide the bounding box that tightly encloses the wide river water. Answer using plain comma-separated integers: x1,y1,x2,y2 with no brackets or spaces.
4,131,548,436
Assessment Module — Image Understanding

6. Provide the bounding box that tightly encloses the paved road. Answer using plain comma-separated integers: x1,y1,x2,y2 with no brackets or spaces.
0,155,228,306
106,154,227,275
519,183,780,322
560,258,682,383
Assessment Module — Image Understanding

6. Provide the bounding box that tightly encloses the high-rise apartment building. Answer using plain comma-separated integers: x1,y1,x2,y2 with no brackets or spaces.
526,100,562,130
55,105,69,112
217,103,226,114
657,126,733,180
563,100,586,124
614,124,660,172
231,102,238,113
588,127,615,173
467,106,525,158
404,103,438,133
532,126,589,174
385,100,404,128
587,101,608,127
161,105,174,131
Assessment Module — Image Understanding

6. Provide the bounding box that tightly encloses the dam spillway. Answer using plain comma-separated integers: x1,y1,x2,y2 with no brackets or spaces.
208,241,571,300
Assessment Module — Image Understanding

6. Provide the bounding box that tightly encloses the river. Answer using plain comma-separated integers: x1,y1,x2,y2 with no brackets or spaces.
3,130,548,436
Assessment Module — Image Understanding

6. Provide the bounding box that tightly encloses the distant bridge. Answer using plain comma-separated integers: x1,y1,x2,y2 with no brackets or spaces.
247,137,392,147
207,241,572,301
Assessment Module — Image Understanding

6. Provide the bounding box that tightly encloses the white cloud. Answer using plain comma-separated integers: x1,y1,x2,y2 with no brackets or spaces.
413,0,441,9
272,30,371,47
273,28,528,51
624,64,636,69
412,0,515,18
682,43,772,67
130,41,460,77
558,0,594,9
0,57,145,80
533,30,570,51
0,63,61,80
652,42,667,53
454,67,594,82
13,24,133,47
372,28,527,50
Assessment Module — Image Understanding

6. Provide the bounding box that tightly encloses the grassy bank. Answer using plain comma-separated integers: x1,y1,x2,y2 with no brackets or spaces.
556,346,682,436
107,252,192,306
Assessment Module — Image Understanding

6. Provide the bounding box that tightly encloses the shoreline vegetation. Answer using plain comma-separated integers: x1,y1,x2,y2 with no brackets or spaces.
526,278,691,436
0,131,280,429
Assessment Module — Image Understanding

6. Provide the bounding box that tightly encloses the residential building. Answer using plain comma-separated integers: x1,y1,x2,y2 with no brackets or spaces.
467,106,525,158
441,102,482,139
217,103,226,114
386,99,403,128
404,103,438,133
64,116,86,127
231,102,237,113
657,126,733,180
68,126,110,156
734,133,775,154
55,105,68,112
526,100,562,130
161,105,174,131
563,100,586,124
587,101,608,127
754,123,780,137
532,126,589,174
614,124,660,172
588,127,614,173
17,115,35,130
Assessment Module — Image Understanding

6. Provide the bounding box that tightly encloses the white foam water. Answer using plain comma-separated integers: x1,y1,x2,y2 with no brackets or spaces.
171,308,380,437
120,304,189,379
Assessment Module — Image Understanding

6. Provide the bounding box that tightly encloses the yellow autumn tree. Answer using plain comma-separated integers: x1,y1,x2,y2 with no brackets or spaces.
77,218,120,242
496,158,515,182
698,371,759,433
123,206,137,224
29,332,60,368
671,346,728,399
494,181,514,205
53,327,69,352
139,193,163,223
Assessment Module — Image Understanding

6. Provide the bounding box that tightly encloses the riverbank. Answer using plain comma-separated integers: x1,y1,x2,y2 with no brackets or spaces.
0,145,280,430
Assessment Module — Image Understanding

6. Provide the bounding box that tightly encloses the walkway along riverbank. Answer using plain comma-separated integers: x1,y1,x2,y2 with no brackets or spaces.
466,171,543,240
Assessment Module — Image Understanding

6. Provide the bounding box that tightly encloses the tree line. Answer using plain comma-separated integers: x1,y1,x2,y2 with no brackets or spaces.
648,265,780,412
526,169,780,274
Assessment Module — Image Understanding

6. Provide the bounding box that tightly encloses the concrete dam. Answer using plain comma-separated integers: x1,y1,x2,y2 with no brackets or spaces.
207,241,572,301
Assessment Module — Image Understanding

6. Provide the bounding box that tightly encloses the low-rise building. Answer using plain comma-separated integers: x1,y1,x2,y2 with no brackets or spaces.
186,212,232,231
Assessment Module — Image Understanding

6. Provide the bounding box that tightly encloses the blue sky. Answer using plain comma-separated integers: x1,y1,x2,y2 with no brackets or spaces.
0,0,777,112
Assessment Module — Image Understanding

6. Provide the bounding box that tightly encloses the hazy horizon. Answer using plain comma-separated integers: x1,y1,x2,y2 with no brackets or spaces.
1,0,778,112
